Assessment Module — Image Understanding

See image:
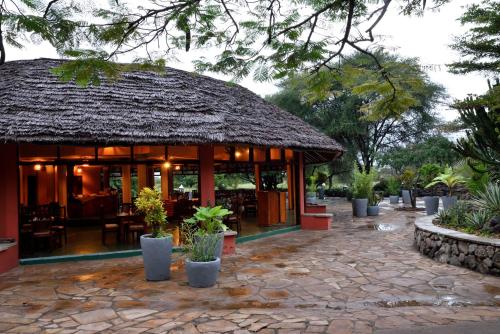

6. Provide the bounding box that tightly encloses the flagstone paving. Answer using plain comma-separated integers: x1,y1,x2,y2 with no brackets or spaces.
1,199,499,333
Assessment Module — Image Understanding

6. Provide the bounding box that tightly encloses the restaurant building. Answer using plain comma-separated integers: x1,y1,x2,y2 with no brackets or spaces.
0,59,343,273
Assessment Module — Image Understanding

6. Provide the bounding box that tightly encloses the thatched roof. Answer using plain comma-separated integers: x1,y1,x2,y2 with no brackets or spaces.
0,59,343,155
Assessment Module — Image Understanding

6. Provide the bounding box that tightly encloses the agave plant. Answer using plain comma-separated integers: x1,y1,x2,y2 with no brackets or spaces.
465,210,492,230
471,183,500,216
425,167,466,196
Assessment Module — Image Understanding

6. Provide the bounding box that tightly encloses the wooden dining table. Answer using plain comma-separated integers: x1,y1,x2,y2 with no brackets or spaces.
116,212,137,242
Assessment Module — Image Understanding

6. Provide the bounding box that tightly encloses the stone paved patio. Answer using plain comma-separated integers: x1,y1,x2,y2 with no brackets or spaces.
1,198,499,333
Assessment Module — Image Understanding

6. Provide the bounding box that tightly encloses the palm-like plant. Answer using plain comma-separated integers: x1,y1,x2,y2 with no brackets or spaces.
425,167,466,196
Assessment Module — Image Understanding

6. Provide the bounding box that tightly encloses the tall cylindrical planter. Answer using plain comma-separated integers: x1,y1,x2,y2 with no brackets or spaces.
186,258,221,288
424,196,439,215
353,198,368,217
367,205,379,216
441,196,457,210
389,196,399,204
402,190,411,205
140,234,173,281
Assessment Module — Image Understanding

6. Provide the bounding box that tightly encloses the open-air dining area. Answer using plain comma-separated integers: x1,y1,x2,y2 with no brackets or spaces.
17,144,299,258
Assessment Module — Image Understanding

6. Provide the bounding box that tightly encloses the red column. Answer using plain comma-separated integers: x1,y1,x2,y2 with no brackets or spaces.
298,152,305,216
0,144,19,273
199,145,215,206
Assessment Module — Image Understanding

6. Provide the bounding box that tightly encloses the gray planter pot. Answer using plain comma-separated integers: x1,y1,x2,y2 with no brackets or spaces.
441,196,457,210
402,190,411,204
367,205,379,216
353,198,368,217
186,257,220,288
306,192,317,204
389,195,399,204
424,196,439,215
195,232,224,262
140,234,172,281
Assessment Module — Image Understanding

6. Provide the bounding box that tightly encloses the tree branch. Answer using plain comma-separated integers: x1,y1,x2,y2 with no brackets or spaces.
43,0,62,19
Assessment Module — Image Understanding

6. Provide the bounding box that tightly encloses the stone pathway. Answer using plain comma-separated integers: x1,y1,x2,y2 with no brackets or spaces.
1,199,499,333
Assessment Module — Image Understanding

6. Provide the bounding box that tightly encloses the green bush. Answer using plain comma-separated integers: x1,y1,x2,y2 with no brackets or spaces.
465,210,492,230
436,200,471,228
352,166,376,199
386,177,401,196
418,163,442,186
134,187,168,238
400,167,417,189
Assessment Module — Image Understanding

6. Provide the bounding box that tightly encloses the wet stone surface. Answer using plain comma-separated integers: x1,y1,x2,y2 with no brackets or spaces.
1,198,500,333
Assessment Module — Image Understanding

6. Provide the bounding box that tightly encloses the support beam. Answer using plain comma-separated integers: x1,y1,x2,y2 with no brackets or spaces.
122,165,132,204
0,144,19,273
199,145,215,206
298,152,305,216
287,162,294,210
57,165,68,212
254,164,261,191
137,164,148,192
160,163,170,201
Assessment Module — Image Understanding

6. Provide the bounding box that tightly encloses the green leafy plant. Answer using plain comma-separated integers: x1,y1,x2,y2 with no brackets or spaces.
471,182,500,216
352,165,376,199
306,175,318,193
425,167,466,196
183,205,231,235
400,168,418,189
465,210,492,230
369,192,383,206
180,223,220,262
134,187,168,238
386,177,401,196
437,200,471,228
418,163,442,187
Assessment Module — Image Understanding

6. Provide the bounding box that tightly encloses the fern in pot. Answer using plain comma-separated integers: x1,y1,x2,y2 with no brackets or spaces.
183,206,231,262
367,192,382,216
135,187,171,281
182,206,231,288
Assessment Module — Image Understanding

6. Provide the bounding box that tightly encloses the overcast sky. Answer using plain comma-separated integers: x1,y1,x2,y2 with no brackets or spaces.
5,0,489,122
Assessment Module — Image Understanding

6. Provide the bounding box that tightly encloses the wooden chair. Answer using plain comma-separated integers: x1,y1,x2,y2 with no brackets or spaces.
126,215,146,243
50,204,67,246
31,217,56,251
100,205,120,245
225,198,244,235
244,199,257,217
121,203,134,214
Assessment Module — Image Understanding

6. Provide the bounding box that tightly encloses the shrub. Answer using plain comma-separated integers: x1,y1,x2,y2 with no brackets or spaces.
386,177,401,196
436,200,471,228
425,167,466,196
134,187,168,238
419,163,442,186
352,166,376,199
400,168,417,189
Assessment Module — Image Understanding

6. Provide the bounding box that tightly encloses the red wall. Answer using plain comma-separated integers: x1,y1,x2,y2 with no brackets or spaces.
199,145,215,206
0,144,19,273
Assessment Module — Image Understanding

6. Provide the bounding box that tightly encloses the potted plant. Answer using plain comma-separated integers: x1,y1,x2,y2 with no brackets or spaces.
351,166,375,217
306,175,318,204
367,192,382,216
134,187,172,281
181,225,221,288
183,205,231,264
400,168,418,208
425,167,465,210
386,177,400,204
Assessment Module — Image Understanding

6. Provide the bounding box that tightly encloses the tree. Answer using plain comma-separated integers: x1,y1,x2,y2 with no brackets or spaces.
1,0,449,89
454,81,500,180
449,0,500,75
268,52,445,173
379,135,459,173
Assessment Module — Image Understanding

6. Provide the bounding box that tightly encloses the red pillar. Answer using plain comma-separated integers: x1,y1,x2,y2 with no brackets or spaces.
298,152,305,216
0,144,19,273
199,145,215,206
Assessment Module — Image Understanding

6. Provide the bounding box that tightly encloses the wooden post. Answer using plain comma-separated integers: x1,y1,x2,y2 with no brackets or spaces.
254,164,261,191
287,162,294,210
160,163,170,200
122,165,132,204
57,165,68,212
137,164,148,192
298,152,305,216
199,145,215,206
0,144,19,273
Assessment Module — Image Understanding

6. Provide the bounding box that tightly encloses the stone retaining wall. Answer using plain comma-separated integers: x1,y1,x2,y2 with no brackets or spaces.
414,216,500,276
